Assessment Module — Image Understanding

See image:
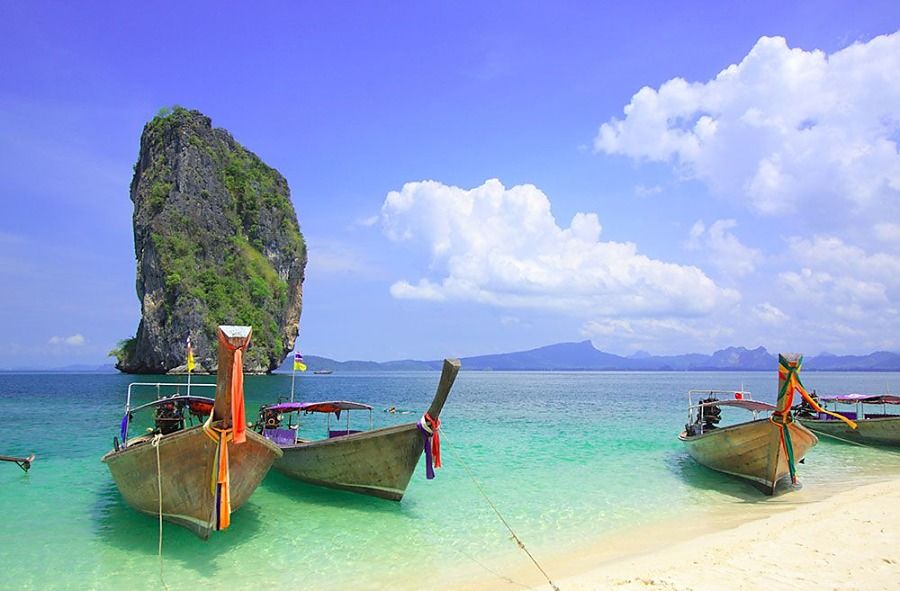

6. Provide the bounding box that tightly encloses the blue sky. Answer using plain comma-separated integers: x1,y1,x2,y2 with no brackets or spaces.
2,1,900,366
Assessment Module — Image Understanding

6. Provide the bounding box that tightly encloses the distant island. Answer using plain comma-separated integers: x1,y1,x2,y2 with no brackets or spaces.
280,341,900,372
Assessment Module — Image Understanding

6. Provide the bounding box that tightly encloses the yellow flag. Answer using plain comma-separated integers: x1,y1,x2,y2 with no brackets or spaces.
293,352,307,372
187,337,196,372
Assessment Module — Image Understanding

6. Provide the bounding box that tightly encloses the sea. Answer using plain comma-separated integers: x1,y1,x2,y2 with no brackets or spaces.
2,370,899,590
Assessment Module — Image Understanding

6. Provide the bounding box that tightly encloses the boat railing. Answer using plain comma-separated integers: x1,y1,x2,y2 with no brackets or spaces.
119,382,217,448
125,381,216,413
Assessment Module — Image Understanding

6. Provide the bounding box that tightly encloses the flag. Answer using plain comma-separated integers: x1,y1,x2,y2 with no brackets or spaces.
186,336,196,372
293,352,307,372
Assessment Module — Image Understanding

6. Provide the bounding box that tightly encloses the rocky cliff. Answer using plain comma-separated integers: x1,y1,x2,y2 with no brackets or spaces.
114,107,306,373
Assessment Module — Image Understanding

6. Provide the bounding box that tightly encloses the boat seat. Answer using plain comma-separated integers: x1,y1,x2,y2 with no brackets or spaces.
263,428,297,445
328,429,362,438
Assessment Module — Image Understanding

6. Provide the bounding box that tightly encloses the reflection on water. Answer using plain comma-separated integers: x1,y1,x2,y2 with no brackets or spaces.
1,371,899,589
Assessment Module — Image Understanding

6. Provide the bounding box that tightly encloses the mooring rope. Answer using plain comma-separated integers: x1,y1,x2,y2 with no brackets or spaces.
151,434,170,591
439,428,561,591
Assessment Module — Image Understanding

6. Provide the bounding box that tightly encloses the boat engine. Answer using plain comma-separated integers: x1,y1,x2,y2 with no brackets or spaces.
154,401,185,435
696,397,722,431
259,407,283,430
793,390,819,419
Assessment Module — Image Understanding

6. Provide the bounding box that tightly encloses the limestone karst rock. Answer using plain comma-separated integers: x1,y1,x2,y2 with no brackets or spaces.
115,107,306,373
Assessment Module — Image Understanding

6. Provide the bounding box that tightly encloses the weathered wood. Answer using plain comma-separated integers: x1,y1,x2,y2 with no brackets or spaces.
776,352,802,414
274,358,461,500
102,428,281,538
680,419,818,494
213,325,252,427
102,324,280,538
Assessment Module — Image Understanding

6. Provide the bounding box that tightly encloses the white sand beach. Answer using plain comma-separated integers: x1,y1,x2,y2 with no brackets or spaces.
456,475,900,591
556,477,900,591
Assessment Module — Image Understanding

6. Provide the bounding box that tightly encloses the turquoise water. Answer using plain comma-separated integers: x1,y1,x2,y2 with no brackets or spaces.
2,371,899,590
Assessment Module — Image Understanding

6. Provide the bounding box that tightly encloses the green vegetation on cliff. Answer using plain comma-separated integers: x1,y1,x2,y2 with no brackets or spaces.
118,106,306,373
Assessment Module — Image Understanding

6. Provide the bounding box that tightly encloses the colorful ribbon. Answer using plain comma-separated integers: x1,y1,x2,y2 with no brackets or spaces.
772,354,856,486
416,412,441,479
775,354,857,429
203,420,234,530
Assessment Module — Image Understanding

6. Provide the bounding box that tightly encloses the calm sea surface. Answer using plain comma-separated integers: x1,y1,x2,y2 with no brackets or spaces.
1,371,899,590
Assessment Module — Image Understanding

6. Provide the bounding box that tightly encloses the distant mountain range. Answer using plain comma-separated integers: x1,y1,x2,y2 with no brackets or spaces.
280,341,900,372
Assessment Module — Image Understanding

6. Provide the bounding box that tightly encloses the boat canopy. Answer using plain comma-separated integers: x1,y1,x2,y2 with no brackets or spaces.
697,399,777,412
129,395,216,414
266,400,373,414
820,393,900,405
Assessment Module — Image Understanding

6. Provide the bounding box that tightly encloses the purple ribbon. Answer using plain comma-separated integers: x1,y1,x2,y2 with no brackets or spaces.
416,420,435,480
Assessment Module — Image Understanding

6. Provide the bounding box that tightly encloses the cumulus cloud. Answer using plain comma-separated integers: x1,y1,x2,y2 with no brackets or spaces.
595,33,900,216
381,178,738,317
685,219,762,277
49,334,85,346
753,302,789,325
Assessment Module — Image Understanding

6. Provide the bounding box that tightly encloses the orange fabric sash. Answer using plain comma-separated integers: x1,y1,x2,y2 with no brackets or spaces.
217,330,250,444
203,422,234,530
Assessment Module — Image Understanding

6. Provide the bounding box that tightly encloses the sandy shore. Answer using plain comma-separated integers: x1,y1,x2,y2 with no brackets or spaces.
551,477,900,591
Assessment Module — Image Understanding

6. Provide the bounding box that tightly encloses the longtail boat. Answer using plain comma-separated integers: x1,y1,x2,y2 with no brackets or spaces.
678,354,841,494
1,453,35,472
256,358,460,500
101,325,282,539
797,393,899,446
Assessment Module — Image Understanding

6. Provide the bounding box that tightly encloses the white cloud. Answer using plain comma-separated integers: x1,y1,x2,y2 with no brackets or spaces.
381,178,738,317
874,222,900,242
634,184,663,197
753,302,789,325
49,334,85,346
595,33,900,216
685,219,762,277
354,215,379,228
581,318,734,351
785,235,900,287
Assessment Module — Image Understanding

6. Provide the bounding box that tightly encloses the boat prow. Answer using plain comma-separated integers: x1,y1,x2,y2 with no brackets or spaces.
102,325,282,538
679,419,818,494
266,358,461,500
102,427,281,538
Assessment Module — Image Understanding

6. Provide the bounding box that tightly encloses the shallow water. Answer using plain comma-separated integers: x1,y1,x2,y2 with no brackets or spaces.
1,371,898,590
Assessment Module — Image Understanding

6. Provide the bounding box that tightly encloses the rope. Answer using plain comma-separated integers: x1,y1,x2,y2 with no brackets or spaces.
151,434,169,591
439,428,561,591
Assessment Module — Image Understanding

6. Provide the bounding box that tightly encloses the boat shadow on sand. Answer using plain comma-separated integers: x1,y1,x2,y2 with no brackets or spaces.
91,480,264,576
261,470,414,515
666,450,803,501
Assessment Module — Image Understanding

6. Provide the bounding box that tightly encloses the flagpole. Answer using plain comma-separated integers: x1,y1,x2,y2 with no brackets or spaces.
187,364,192,397
290,362,296,402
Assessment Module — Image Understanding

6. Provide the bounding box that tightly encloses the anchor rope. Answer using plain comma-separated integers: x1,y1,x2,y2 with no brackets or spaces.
439,428,561,591
151,434,169,591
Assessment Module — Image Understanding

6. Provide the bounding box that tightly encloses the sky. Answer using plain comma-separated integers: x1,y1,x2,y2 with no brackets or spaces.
2,1,900,367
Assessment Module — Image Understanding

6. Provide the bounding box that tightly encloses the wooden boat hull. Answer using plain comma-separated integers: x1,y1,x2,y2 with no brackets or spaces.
102,425,282,539
679,419,818,494
271,358,460,500
800,416,900,446
273,423,425,500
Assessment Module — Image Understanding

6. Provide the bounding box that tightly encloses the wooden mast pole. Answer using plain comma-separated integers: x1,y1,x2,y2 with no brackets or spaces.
776,352,802,415
213,325,252,428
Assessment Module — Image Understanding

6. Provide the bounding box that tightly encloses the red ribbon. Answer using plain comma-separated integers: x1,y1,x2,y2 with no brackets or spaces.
424,412,441,468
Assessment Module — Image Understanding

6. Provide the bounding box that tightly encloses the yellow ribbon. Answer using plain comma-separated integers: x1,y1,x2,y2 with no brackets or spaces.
203,418,234,530
778,359,857,429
